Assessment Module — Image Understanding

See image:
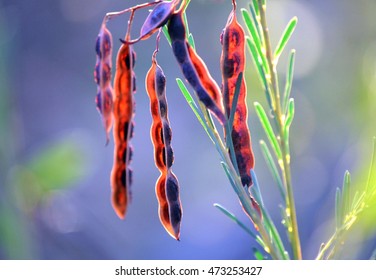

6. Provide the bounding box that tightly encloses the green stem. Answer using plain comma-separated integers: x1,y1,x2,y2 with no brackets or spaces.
257,0,302,260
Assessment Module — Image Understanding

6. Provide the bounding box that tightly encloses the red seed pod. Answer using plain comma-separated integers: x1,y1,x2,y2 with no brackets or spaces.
167,8,226,125
221,0,254,187
146,46,182,240
94,26,114,144
186,44,224,116
111,40,136,219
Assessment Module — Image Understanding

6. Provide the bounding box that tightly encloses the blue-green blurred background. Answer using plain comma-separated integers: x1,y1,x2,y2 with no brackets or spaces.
1,0,376,259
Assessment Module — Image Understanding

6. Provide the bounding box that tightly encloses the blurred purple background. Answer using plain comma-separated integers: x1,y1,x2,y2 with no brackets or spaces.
1,0,376,259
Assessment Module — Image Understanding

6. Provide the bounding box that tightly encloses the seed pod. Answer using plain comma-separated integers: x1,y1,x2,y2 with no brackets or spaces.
94,26,114,144
221,0,254,187
140,0,178,40
146,48,182,240
167,9,225,125
111,40,136,219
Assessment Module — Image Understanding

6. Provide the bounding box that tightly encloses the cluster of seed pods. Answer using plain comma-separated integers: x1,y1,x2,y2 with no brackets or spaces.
94,0,257,239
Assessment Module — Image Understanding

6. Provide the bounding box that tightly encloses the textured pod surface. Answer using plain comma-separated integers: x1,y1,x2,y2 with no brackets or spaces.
168,11,226,125
94,26,114,144
221,2,254,187
146,52,182,240
111,41,136,219
140,0,178,40
186,44,224,115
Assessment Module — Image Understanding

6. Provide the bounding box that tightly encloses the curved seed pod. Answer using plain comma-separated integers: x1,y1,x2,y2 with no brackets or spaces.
221,0,254,187
140,0,178,40
186,44,224,116
167,9,226,125
146,48,182,240
120,0,179,44
111,40,136,219
94,26,114,144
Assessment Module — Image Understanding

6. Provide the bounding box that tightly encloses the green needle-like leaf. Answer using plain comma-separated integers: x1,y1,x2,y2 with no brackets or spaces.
246,38,273,109
254,102,282,160
284,98,295,132
283,50,296,114
259,140,285,199
162,25,171,46
253,247,264,260
228,72,243,130
252,0,260,16
250,169,264,207
183,10,190,36
188,33,195,50
342,171,351,222
274,17,297,64
214,203,264,246
248,3,262,41
242,8,269,74
226,72,243,176
176,78,213,142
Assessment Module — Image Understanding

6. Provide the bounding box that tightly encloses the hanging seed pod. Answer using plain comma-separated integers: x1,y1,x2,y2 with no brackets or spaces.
221,0,254,187
111,37,137,219
167,7,226,125
94,26,114,144
146,42,182,240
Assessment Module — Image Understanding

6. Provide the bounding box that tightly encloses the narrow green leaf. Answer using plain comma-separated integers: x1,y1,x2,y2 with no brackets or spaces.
253,247,264,260
228,72,243,131
249,169,264,207
246,38,273,110
252,0,260,16
176,79,213,142
335,187,342,229
342,171,351,222
284,98,295,131
246,38,267,88
241,9,269,74
214,203,263,244
226,73,243,176
282,99,294,160
162,25,171,46
188,33,195,50
249,169,288,260
183,0,191,11
259,140,285,199
283,50,296,114
254,102,282,159
183,10,190,36
248,3,262,42
274,17,298,64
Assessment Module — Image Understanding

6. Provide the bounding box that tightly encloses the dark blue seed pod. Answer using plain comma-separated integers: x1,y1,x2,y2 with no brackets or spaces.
168,11,225,124
140,1,176,40
167,12,186,41
170,203,182,226
166,175,179,202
